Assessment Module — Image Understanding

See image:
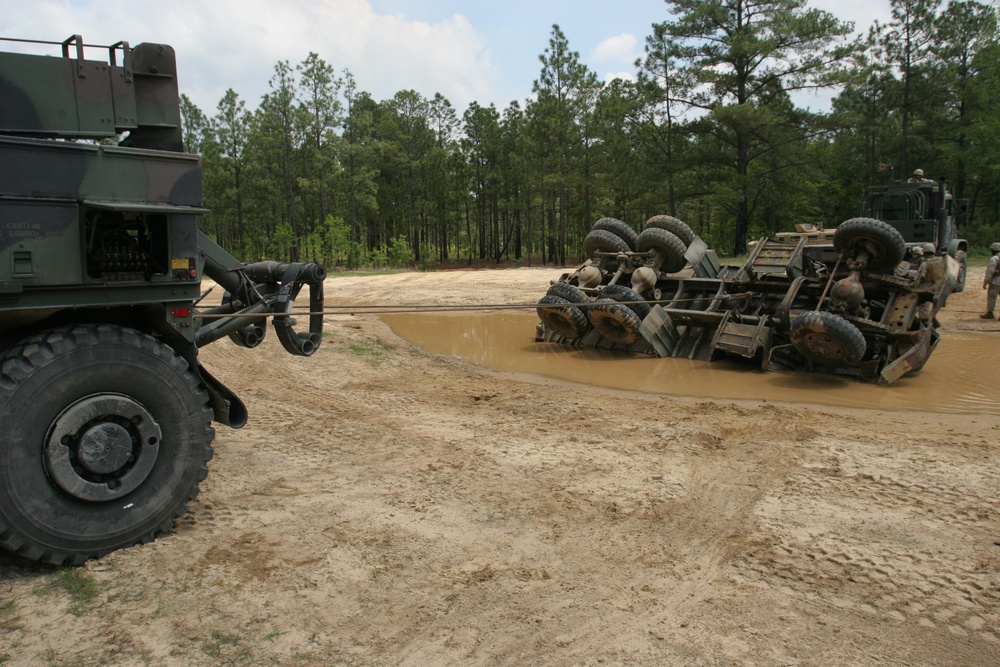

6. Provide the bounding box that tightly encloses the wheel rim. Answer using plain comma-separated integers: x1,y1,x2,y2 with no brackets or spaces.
798,331,850,362
45,394,162,502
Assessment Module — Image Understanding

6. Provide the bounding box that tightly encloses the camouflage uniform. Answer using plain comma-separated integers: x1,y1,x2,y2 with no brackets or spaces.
983,243,1000,319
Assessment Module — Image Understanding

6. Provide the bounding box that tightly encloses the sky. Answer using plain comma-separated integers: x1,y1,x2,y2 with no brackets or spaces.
0,0,894,116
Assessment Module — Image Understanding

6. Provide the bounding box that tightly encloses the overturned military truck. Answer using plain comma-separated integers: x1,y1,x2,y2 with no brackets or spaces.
0,36,326,564
535,215,958,384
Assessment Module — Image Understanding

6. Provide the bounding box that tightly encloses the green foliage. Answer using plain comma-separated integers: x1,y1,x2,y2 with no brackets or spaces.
184,5,1000,268
387,234,413,268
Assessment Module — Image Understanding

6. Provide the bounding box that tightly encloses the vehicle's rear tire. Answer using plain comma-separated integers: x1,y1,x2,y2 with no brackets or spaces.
0,325,215,565
600,284,650,319
583,229,631,258
546,282,586,303
954,250,967,292
592,217,638,251
637,227,687,273
833,217,906,272
537,295,589,340
644,215,696,247
587,298,643,345
789,311,867,367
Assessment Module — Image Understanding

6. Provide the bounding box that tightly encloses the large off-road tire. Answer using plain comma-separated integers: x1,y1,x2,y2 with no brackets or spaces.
537,295,589,340
592,217,638,251
587,298,643,345
833,217,906,272
600,284,651,320
0,325,215,565
644,215,696,247
954,250,967,292
546,282,586,303
583,229,630,258
789,311,867,367
636,227,687,273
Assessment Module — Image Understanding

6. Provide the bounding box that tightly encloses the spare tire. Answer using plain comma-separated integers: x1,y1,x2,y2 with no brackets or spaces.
584,229,631,258
587,298,642,345
600,284,650,320
592,217,638,251
789,311,867,366
833,217,906,272
644,215,696,247
537,295,589,340
637,227,687,273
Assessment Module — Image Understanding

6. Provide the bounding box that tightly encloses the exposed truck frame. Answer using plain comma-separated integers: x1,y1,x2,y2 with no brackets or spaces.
0,36,325,564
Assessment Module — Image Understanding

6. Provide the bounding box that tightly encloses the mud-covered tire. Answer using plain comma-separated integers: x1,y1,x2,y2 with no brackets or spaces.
587,298,643,345
600,284,650,320
954,250,967,292
537,295,589,340
0,325,215,565
637,227,687,273
789,311,867,367
833,217,906,272
546,282,586,303
592,217,638,251
583,229,631,258
644,215,696,247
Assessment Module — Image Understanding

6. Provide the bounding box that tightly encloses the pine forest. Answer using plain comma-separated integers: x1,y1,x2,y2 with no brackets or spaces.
178,0,1000,269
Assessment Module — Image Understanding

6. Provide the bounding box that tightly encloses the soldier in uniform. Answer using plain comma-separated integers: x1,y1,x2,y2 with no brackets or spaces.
982,242,1000,319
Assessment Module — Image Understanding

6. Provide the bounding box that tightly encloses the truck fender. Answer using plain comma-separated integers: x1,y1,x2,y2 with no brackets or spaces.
946,239,968,256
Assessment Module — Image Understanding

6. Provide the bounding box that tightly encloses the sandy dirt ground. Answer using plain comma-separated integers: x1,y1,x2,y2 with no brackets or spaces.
1,266,998,667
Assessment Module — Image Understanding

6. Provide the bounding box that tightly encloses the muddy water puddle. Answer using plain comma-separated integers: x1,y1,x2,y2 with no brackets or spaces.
382,312,999,415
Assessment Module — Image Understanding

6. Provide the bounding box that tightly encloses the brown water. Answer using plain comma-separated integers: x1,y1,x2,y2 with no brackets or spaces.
382,312,1000,415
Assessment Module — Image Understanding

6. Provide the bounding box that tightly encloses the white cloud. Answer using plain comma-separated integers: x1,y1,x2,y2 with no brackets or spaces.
591,33,637,63
603,71,635,85
0,0,500,113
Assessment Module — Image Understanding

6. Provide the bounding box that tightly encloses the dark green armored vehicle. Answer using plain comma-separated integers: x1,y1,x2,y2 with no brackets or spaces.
0,36,325,564
860,179,969,291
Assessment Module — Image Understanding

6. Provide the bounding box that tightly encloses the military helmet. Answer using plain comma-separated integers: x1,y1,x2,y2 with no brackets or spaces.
991,242,1000,253
922,243,936,254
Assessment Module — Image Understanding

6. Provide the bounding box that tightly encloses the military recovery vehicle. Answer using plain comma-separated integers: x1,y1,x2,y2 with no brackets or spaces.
0,36,326,564
859,178,968,291
535,214,958,384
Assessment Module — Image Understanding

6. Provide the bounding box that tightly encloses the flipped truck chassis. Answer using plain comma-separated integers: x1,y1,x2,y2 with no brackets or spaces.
536,215,958,384
0,36,325,564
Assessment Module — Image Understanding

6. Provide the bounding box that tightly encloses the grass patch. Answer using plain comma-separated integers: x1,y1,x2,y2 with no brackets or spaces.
347,340,389,363
58,569,98,616
202,629,241,658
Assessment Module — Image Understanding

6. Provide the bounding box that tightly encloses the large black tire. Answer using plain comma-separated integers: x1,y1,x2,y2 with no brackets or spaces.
537,295,589,340
583,229,631,258
592,217,638,251
546,282,586,303
789,311,867,367
0,325,215,565
833,217,906,272
600,284,651,319
587,298,643,345
954,250,967,292
637,227,687,273
644,215,696,247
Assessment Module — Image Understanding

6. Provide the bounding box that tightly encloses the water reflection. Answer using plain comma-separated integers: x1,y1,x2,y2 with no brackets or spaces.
382,312,999,415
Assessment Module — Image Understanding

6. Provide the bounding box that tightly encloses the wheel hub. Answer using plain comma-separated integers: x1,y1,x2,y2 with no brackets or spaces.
77,422,134,475
45,394,162,502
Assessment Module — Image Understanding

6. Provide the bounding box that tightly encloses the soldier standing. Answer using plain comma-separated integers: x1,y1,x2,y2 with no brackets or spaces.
982,242,1000,319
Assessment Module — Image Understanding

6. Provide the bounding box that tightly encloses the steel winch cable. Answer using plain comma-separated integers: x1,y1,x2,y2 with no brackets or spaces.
191,291,761,319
